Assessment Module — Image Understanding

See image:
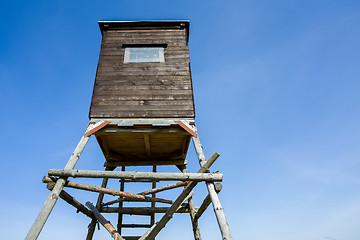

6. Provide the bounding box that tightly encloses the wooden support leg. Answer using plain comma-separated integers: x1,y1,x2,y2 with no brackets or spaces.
139,152,219,240
25,125,93,240
151,165,157,225
178,165,202,240
117,166,125,234
86,166,115,240
192,134,233,240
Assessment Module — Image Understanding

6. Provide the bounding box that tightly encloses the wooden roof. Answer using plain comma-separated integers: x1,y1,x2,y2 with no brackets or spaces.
98,21,190,43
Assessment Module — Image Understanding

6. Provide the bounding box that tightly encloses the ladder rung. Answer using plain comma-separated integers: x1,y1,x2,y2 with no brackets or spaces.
123,236,141,240
123,179,158,183
121,224,152,228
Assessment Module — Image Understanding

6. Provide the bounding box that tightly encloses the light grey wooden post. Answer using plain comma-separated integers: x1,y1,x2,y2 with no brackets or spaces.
25,123,93,240
192,133,233,240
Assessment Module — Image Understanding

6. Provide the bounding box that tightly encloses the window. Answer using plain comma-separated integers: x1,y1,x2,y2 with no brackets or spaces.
124,47,165,63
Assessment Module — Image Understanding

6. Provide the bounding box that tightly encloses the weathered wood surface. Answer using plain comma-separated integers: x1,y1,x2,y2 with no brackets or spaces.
150,165,157,226
120,224,152,228
86,202,125,240
141,152,220,240
117,166,125,234
42,176,179,205
45,179,94,219
48,169,223,182
89,24,195,119
101,207,195,214
194,183,223,220
176,120,198,137
104,159,187,167
84,120,110,137
178,165,201,240
90,118,195,126
87,167,115,240
95,126,191,162
102,180,188,207
192,134,233,240
25,124,93,240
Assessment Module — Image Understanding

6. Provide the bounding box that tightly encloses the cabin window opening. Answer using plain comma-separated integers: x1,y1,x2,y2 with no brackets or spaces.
124,47,165,63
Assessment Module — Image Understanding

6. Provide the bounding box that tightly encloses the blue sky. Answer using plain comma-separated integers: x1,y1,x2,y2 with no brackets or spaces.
1,0,360,239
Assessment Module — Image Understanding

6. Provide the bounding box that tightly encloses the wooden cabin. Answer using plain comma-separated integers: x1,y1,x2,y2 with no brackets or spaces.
89,21,196,165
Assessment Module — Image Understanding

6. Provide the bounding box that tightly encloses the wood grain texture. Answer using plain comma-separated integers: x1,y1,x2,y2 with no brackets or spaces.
89,27,195,119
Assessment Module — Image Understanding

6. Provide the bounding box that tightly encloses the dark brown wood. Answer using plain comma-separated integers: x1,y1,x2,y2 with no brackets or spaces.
89,21,195,119
95,126,191,163
86,202,125,240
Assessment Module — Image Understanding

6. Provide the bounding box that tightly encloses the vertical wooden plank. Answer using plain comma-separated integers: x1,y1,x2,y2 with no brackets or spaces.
144,134,151,157
25,123,93,240
191,131,233,240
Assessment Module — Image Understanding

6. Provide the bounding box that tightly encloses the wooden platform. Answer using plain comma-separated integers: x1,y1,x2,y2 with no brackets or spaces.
91,118,194,166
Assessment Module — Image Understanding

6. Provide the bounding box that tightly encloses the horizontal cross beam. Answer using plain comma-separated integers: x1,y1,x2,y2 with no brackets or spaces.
42,176,178,205
48,169,223,182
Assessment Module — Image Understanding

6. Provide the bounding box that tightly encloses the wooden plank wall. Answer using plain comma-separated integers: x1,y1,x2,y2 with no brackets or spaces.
89,27,195,118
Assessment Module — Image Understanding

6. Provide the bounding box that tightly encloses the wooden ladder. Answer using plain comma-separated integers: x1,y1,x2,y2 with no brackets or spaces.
118,166,158,240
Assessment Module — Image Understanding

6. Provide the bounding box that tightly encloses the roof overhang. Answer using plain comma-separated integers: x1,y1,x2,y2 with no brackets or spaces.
98,20,190,42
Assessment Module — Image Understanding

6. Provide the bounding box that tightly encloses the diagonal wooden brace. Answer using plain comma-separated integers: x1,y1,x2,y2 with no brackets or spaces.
102,181,189,207
42,176,182,206
86,201,125,240
176,120,198,137
84,120,110,137
45,180,94,219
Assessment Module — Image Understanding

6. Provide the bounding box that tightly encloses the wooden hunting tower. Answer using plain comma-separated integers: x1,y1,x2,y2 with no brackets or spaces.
26,21,232,240
89,21,195,165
